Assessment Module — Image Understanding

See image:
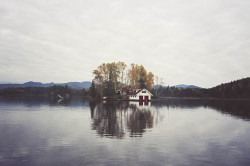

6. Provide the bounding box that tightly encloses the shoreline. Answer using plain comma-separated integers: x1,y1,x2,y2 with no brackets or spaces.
0,95,250,101
154,97,250,101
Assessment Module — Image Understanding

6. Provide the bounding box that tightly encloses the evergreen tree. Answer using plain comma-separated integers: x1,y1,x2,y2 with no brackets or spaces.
90,81,97,98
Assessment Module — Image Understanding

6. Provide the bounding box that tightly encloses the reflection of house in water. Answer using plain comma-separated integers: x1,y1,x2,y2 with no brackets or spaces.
129,101,151,111
90,101,155,139
127,102,153,137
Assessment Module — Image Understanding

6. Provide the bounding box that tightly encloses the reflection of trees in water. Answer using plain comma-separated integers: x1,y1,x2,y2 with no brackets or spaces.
89,101,96,119
91,102,154,139
127,110,153,137
0,96,90,107
206,100,250,120
91,102,127,139
152,99,250,120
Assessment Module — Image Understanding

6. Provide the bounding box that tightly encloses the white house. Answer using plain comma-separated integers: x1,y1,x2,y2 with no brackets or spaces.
127,88,153,101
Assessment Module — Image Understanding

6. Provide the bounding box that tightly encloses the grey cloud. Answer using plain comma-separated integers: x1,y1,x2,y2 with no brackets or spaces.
0,0,249,87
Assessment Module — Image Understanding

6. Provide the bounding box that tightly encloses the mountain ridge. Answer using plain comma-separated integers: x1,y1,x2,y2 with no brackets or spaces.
0,81,91,90
153,84,202,89
175,84,202,89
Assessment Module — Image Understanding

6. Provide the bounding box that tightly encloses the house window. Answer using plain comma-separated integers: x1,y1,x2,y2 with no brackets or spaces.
142,91,146,93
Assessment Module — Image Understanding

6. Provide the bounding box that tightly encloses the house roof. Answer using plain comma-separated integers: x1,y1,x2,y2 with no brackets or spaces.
127,89,153,96
127,89,142,96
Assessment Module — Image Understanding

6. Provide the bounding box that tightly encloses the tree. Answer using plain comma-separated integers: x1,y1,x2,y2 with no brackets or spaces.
116,62,127,84
127,64,154,90
146,72,154,90
138,65,147,89
93,62,127,97
128,63,140,88
90,81,97,98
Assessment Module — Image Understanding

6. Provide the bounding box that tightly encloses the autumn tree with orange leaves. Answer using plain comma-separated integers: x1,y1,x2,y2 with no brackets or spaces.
128,64,154,90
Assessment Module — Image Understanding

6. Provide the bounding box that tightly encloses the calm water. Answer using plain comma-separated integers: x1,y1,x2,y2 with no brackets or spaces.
0,97,250,166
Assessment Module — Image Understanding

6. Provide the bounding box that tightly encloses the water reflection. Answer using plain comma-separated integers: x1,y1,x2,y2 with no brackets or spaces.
0,96,90,107
0,97,250,166
91,101,154,138
90,99,250,139
152,99,250,121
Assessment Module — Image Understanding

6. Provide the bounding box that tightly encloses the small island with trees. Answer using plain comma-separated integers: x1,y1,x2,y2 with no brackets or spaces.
89,62,154,101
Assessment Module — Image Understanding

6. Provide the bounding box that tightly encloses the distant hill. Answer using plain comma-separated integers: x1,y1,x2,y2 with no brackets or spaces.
61,82,91,89
0,81,91,90
207,77,250,99
175,84,202,89
152,84,166,89
153,84,202,89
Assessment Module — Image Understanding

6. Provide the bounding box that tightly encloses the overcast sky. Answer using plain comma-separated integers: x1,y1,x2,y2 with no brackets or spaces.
0,0,249,88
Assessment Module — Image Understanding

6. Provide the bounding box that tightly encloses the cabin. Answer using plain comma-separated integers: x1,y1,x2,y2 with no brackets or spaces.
127,88,153,101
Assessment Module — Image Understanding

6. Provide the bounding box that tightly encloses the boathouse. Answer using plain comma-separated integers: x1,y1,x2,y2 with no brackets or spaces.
127,88,153,101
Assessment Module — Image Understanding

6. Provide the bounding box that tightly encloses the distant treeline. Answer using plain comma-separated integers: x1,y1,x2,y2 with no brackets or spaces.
0,85,88,98
152,77,250,99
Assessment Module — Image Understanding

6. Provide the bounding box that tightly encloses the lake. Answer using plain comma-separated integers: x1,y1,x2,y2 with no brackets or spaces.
0,97,250,166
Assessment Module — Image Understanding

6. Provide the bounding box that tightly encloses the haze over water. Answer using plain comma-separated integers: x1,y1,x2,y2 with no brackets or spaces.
0,98,249,166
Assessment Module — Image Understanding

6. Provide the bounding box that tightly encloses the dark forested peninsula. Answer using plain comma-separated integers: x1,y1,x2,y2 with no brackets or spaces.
153,77,250,99
0,85,88,99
